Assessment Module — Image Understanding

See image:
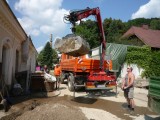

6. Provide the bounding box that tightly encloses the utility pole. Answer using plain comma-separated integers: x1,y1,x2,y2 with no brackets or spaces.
50,34,53,48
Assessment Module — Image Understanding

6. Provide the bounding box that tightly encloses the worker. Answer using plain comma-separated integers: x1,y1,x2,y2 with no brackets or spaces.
121,67,135,114
43,65,49,73
54,64,61,90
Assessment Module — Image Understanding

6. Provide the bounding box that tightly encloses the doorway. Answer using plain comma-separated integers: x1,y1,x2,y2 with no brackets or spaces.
15,50,19,73
1,46,9,87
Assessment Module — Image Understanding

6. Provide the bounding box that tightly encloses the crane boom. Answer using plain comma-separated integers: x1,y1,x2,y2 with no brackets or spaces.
64,7,106,71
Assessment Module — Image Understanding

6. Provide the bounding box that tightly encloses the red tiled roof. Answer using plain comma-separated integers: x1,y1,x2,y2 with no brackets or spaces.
122,26,160,48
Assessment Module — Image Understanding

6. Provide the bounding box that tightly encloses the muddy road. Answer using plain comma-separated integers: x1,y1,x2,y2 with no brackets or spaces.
0,83,159,120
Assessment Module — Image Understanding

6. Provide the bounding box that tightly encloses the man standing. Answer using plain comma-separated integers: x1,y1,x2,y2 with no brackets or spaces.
121,67,135,113
54,64,61,90
43,65,49,73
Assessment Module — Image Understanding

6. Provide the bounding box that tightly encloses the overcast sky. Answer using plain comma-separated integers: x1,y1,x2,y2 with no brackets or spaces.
7,0,160,52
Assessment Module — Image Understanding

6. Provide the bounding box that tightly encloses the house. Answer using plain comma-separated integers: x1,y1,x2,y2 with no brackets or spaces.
0,0,37,91
122,25,160,49
120,25,160,79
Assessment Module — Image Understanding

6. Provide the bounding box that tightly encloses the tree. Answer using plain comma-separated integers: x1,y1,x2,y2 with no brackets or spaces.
75,20,100,49
37,46,58,68
52,49,58,64
103,18,113,36
125,18,151,30
106,19,125,43
150,19,160,30
37,42,54,69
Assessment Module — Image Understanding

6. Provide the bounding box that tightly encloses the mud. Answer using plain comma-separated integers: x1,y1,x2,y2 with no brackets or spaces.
0,99,40,120
0,94,158,120
64,95,157,120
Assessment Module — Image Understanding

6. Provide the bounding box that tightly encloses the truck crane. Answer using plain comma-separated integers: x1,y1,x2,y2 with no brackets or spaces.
64,7,106,71
60,7,117,95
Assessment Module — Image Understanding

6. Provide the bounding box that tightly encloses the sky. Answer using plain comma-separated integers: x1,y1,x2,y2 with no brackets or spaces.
6,0,160,52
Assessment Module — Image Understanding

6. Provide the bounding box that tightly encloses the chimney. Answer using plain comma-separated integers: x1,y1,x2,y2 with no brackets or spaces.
142,25,149,30
50,34,52,48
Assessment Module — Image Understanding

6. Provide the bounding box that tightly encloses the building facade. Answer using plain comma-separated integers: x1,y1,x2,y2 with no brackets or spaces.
122,25,160,49
0,0,37,89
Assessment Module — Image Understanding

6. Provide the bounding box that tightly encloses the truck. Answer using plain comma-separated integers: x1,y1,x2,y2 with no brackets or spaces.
59,7,117,94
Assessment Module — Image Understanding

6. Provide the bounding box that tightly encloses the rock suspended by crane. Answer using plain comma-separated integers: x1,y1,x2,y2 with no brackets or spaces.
54,34,90,57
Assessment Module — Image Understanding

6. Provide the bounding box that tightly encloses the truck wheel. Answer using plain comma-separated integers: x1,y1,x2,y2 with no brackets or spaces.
68,75,74,92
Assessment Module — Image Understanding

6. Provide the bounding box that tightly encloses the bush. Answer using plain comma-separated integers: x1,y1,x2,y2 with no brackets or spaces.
126,46,160,78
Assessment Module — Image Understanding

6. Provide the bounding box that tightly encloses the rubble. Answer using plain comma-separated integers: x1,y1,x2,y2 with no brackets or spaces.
54,34,90,57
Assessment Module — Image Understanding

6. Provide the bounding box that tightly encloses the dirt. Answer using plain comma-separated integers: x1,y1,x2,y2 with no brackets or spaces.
16,101,87,120
65,95,157,120
0,99,40,120
0,94,158,120
0,83,159,120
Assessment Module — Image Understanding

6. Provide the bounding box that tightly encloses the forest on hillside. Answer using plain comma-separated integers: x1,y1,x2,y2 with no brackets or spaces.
75,18,160,49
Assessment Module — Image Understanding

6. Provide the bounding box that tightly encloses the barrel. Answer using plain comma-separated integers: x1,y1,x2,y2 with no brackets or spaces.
148,76,160,114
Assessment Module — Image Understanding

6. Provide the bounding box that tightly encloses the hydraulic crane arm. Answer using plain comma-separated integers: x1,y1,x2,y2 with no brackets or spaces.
64,7,106,71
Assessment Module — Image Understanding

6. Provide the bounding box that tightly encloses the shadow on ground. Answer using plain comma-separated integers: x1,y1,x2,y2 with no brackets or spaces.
71,96,97,104
86,90,117,97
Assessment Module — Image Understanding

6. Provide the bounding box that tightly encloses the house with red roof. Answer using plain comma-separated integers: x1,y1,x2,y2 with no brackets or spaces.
120,25,160,79
122,25,160,49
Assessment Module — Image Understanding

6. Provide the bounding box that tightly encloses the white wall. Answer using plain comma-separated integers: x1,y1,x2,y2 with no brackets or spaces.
0,0,37,89
27,51,36,73
120,63,144,79
0,37,13,85
0,38,37,87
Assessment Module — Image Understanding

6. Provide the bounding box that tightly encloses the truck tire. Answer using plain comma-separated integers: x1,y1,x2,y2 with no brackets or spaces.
68,74,74,92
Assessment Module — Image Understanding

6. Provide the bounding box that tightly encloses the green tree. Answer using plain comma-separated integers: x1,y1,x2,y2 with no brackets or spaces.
37,46,58,68
103,18,113,36
125,18,151,31
75,20,100,49
107,19,125,43
37,42,54,68
150,19,160,30
52,49,58,64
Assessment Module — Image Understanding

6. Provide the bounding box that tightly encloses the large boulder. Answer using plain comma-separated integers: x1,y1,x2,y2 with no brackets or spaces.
54,34,90,57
